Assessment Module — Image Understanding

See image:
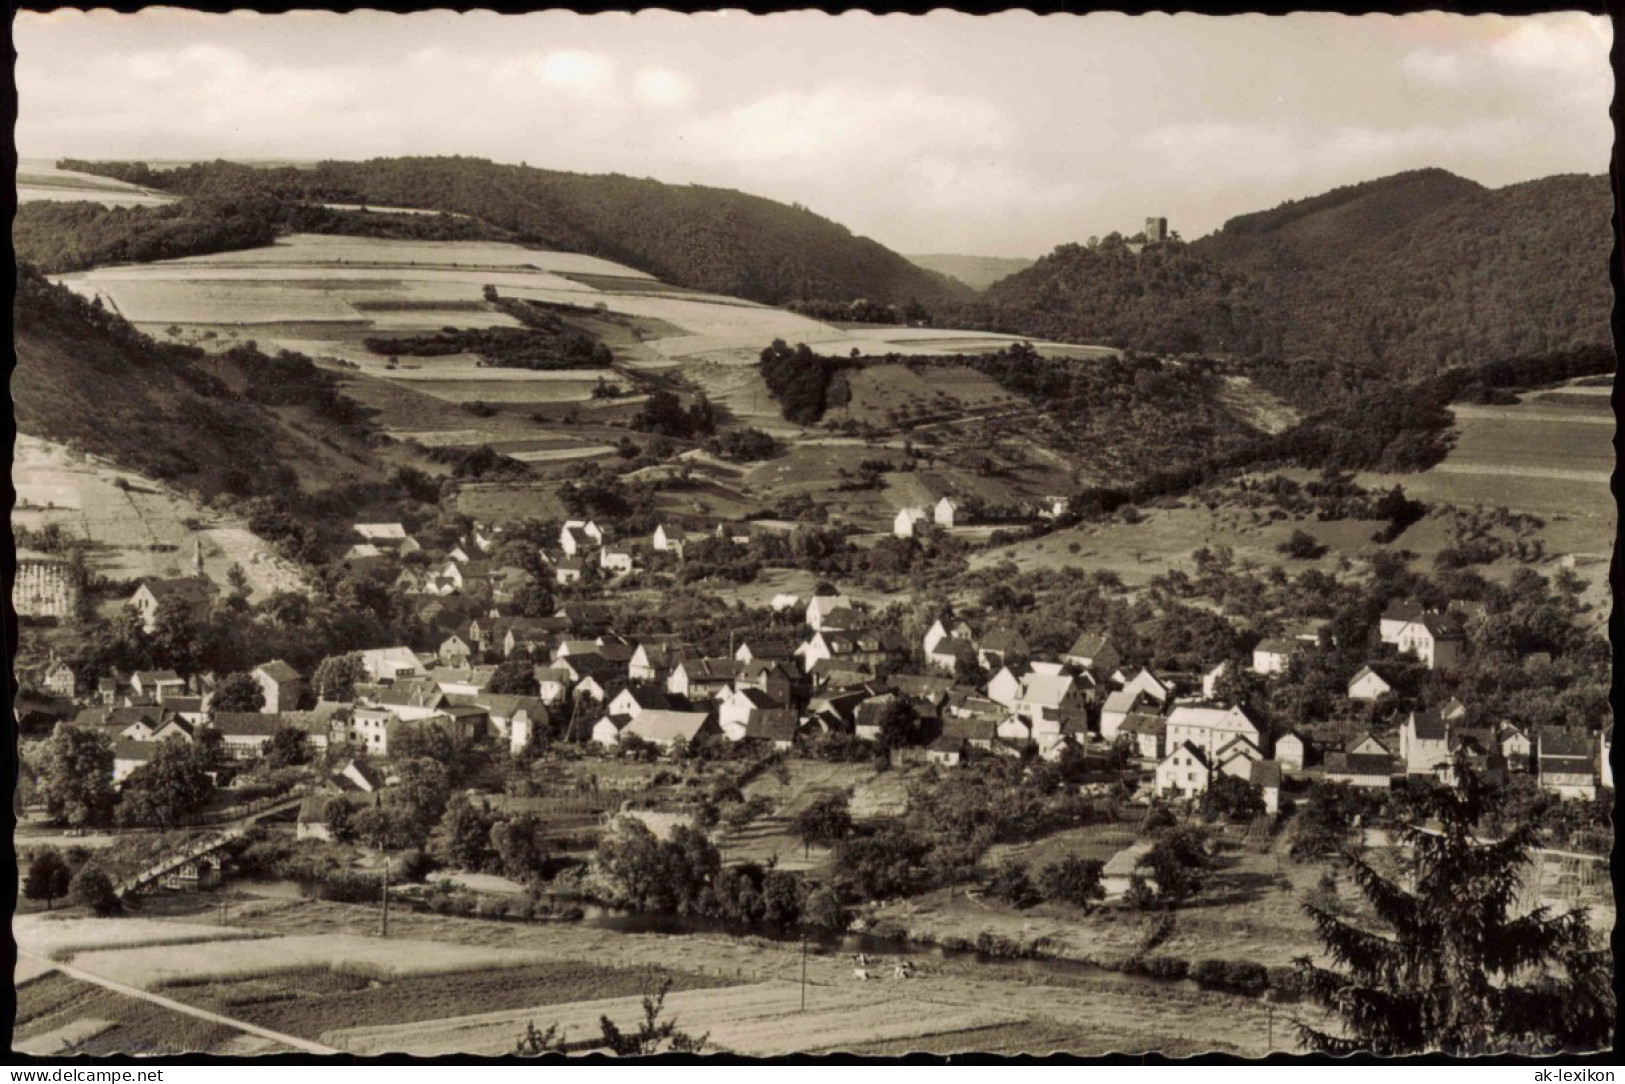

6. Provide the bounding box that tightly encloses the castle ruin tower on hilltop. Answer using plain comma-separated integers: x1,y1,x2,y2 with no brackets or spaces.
1145,216,1169,244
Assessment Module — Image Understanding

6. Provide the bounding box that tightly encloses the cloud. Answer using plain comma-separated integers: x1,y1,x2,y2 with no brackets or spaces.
533,50,615,95
633,68,694,109
684,84,1007,164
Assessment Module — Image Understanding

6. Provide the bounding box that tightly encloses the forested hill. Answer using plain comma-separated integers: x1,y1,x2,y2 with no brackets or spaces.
935,169,1612,376
61,157,971,308
13,267,388,510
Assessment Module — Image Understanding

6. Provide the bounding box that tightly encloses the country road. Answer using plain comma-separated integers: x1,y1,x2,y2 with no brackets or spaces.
16,950,338,1056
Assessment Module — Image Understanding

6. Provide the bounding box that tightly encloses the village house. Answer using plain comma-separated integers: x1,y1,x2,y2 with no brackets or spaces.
745,708,798,751
559,520,604,556
599,543,636,575
112,739,158,784
923,617,975,657
805,593,854,632
986,667,1023,711
1154,741,1213,799
1346,665,1393,702
344,543,385,562
437,635,474,667
927,734,965,766
667,657,739,700
1378,599,1427,644
532,666,574,706
977,628,1029,671
933,497,960,528
248,660,304,714
595,709,717,750
770,593,803,614
1120,710,1166,760
1250,760,1283,814
1395,613,1466,672
1399,711,1451,775
357,646,422,685
128,576,217,634
211,713,282,760
1062,632,1120,675
893,507,929,538
1324,736,1394,788
479,694,548,754
349,706,406,755
43,659,76,699
1118,668,1172,706
1214,735,1264,779
131,670,187,703
1163,703,1263,761
734,638,796,666
716,686,781,741
1498,724,1533,770
853,693,900,743
606,684,672,721
1013,671,1087,728
926,635,977,674
1098,689,1148,741
555,556,585,585
652,524,682,553
1251,638,1297,676
151,716,196,744
1200,661,1229,701
359,678,447,721
1274,730,1306,771
1536,729,1599,799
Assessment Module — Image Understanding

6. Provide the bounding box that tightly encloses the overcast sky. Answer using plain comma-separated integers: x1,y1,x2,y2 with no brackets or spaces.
16,10,1613,258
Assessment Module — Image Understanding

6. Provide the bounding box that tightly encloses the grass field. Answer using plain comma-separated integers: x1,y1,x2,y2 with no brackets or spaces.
68,933,556,990
17,161,177,207
15,915,274,962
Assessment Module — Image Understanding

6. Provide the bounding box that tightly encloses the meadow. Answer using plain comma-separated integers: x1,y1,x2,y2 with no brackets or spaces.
14,915,274,962
17,161,177,207
67,933,558,990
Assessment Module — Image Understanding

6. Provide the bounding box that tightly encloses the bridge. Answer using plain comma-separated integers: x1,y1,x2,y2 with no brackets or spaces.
115,789,311,898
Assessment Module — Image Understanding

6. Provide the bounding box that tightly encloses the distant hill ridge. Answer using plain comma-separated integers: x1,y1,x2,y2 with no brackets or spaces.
904,253,1036,292
61,157,972,309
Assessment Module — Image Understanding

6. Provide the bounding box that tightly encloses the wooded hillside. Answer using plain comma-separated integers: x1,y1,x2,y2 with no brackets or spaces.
61,157,971,307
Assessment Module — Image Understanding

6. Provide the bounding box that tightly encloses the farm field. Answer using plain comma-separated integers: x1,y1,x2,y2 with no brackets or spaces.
324,979,1016,1056
159,961,733,1043
17,160,177,207
12,434,313,603
13,973,246,1056
719,761,915,872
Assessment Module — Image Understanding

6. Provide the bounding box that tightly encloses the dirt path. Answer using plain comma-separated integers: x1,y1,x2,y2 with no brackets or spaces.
20,950,337,1056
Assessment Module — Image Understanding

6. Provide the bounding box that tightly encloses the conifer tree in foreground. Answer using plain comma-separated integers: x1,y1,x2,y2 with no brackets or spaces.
1293,750,1613,1054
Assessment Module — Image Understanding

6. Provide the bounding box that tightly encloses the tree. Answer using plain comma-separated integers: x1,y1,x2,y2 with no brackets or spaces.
40,724,117,827
1038,856,1106,910
1294,753,1611,1055
794,791,853,857
312,652,366,701
149,595,205,675
487,657,540,696
1278,530,1328,560
264,726,310,769
70,865,120,916
1142,826,1211,906
1201,773,1265,822
24,850,72,910
875,697,923,751
435,794,497,871
490,812,550,881
118,739,215,829
211,672,266,713
987,858,1038,908
386,758,452,846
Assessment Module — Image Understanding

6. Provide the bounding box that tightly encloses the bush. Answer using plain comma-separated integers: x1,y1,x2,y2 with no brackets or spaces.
1135,956,1189,980
1190,958,1229,988
69,865,120,916
1191,958,1268,994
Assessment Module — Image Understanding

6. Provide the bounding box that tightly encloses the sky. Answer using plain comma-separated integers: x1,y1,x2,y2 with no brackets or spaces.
15,10,1614,258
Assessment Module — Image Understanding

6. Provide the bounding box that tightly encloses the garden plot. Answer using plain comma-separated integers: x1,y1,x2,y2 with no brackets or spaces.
323,980,1015,1056
70,934,552,990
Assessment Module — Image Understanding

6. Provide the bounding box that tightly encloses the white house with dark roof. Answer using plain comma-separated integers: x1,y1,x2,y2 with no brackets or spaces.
1347,665,1392,702
1396,614,1466,672
1399,711,1451,775
1251,639,1297,675
1163,703,1262,761
934,497,960,528
893,507,929,538
806,594,853,632
1155,741,1213,799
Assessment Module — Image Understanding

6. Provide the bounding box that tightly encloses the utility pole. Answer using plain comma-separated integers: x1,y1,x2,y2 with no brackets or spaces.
1266,1003,1273,1052
800,934,808,1012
